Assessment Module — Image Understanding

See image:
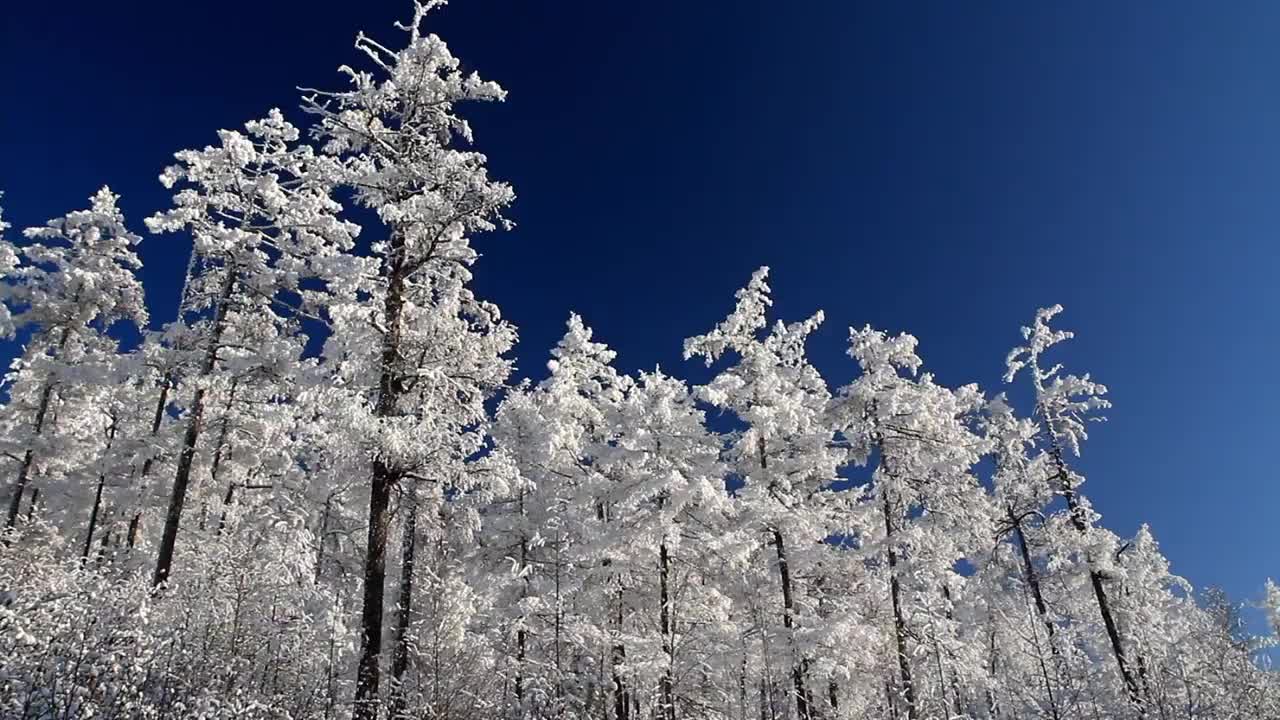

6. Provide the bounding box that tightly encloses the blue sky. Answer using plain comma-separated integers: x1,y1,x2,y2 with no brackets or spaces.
2,2,1277,611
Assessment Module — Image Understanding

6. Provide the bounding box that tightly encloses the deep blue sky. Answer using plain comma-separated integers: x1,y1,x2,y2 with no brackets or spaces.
2,2,1277,611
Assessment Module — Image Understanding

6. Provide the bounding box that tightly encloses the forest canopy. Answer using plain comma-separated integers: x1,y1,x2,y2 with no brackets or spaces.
1,3,1277,720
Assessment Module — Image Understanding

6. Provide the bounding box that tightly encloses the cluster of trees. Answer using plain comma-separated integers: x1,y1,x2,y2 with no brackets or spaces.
1,3,1276,719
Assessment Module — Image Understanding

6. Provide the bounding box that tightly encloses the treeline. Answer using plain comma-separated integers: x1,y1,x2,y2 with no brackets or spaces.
0,3,1277,720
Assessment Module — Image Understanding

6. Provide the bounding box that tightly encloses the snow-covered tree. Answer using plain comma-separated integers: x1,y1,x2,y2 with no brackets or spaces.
1,188,147,531
1004,305,1144,709
0,6,1274,720
300,2,516,714
685,267,844,720
831,326,992,720
145,108,358,586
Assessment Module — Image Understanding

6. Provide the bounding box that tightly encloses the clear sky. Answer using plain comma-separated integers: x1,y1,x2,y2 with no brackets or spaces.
1,2,1277,613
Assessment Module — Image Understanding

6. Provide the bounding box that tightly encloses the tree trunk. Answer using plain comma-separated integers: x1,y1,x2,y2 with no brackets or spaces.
882,491,918,720
758,438,813,720
515,488,529,710
83,474,108,560
659,538,676,720
985,624,1001,720
354,236,409,720
612,638,630,720
389,486,419,720
940,585,965,719
6,380,56,530
6,326,73,532
1009,507,1062,720
608,540,630,720
129,373,173,548
211,380,239,536
153,271,237,587
1050,447,1143,708
771,529,814,720
82,416,122,560
1010,508,1057,647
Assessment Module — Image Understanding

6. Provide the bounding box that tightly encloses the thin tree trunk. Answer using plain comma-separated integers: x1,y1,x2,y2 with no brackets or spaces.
82,416,120,560
515,487,529,711
6,380,56,530
770,529,814,720
985,624,1001,720
138,375,171,481
1010,507,1058,648
6,326,73,531
316,493,334,583
83,473,108,560
390,486,419,720
659,538,676,720
882,490,918,720
759,438,813,720
940,585,965,719
1009,507,1062,720
211,379,240,536
153,271,237,587
554,530,564,704
608,527,630,720
355,236,410,720
129,373,173,548
1050,446,1143,709
612,637,630,720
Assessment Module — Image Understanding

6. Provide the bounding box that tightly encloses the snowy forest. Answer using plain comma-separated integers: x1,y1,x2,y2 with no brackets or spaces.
1,3,1277,720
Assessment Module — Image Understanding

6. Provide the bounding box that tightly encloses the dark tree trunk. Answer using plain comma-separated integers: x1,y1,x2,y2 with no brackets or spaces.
1010,508,1057,646
82,417,119,559
940,585,965,719
882,491,918,720
985,624,1001,720
6,381,56,530
758,438,813,720
153,272,236,587
659,539,676,720
1009,507,1061,720
6,327,73,532
83,475,108,560
129,374,172,549
389,487,419,720
608,539,630,720
612,638,630,720
1050,447,1143,708
355,236,410,720
139,375,172,481
515,489,529,710
771,529,814,720
356,460,396,720
211,380,239,536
